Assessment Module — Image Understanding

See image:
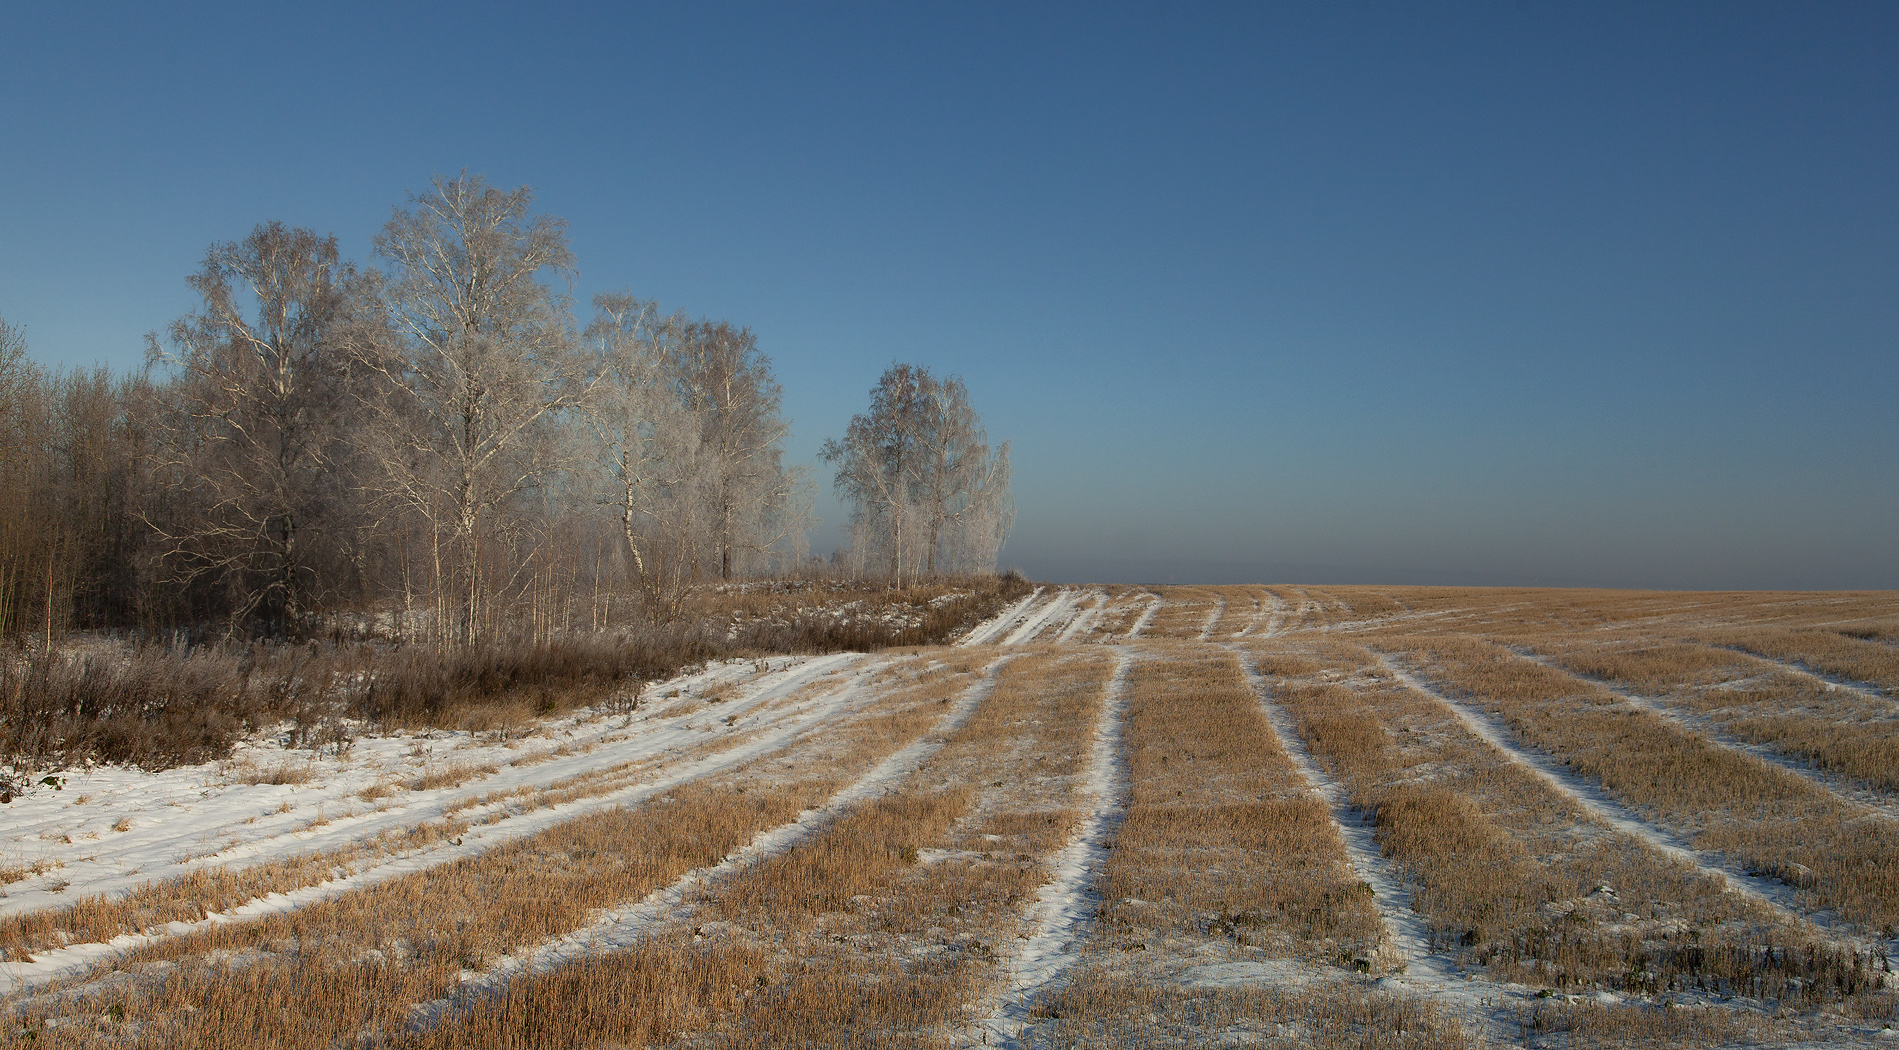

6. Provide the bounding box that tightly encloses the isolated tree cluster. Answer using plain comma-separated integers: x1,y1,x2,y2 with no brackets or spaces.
0,173,1011,647
822,364,1012,584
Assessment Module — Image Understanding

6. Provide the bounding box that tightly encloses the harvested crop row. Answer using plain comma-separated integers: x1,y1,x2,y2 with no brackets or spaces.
0,658,874,972
398,647,1117,1049
1696,628,1899,700
1257,640,1872,1006
1133,589,1221,640
1023,643,1475,1049
1074,589,1154,643
1526,637,1899,796
1382,637,1899,934
3,652,992,1048
1212,586,1275,637
1093,644,1381,965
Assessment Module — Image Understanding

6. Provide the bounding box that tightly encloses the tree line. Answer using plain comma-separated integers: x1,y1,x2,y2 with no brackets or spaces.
0,173,1011,648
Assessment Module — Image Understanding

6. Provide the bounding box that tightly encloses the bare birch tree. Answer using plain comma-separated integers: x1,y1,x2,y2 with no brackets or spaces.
579,292,694,618
669,320,804,580
823,363,1012,581
359,173,585,646
145,223,358,637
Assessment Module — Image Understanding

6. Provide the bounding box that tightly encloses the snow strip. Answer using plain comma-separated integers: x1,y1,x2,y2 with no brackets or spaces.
0,654,882,997
0,653,855,922
1229,648,1447,979
1514,649,1899,825
1373,653,1895,961
1054,591,1106,644
1723,649,1896,706
970,651,1130,1048
961,589,1046,646
401,653,1020,1037
1195,596,1227,642
1002,588,1077,646
1123,595,1162,640
1241,590,1286,639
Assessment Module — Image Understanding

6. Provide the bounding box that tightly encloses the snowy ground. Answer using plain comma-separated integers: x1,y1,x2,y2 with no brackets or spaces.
5,585,1897,1047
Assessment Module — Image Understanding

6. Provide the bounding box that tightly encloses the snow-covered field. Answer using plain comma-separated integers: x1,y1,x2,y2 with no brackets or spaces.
4,585,1897,1047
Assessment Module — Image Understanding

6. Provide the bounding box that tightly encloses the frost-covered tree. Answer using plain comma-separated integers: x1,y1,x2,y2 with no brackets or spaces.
823,363,1011,582
358,173,586,645
145,222,362,637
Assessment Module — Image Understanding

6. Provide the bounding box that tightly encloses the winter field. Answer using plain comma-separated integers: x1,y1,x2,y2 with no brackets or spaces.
1,585,1897,1048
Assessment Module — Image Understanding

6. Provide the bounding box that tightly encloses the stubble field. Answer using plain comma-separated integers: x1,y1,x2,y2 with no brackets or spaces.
2,584,1896,1048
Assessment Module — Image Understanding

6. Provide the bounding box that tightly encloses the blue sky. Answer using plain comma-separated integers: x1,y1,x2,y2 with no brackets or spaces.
3,2,1895,588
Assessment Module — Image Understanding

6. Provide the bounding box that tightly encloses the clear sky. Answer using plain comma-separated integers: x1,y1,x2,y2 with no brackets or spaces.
3,2,1894,589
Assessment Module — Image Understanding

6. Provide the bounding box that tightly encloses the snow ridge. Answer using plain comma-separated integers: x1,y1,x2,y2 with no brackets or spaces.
960,589,1045,646
0,654,879,996
1123,595,1162,640
1374,653,1896,963
1195,596,1226,641
1229,648,1447,979
1001,589,1076,646
401,652,1020,1038
971,651,1130,1048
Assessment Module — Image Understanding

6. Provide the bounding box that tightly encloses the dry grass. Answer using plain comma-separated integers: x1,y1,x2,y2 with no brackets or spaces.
3,655,983,1048
1252,639,1875,1001
1708,627,1899,696
1384,637,1899,933
1529,638,1899,794
1136,587,1222,639
0,660,903,967
1512,997,1774,1049
1094,646,1383,969
404,760,500,793
389,647,1116,1049
0,575,1031,777
1029,972,1481,1050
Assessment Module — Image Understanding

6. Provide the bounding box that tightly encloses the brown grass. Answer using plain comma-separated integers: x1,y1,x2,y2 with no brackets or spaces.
1252,639,1875,1001
1383,637,1899,933
1095,646,1383,969
389,647,1115,1048
1029,970,1479,1049
3,654,983,1048
1530,638,1899,793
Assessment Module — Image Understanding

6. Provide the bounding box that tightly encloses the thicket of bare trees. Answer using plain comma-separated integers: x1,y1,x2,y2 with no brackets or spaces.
823,363,1013,583
0,173,1013,654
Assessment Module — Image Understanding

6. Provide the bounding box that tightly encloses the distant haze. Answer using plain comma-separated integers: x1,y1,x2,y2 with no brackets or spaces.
3,4,1894,589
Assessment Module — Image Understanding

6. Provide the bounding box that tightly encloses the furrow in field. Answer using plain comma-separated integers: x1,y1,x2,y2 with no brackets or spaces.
1229,648,1440,978
961,588,1048,646
0,653,883,995
1122,594,1162,639
1377,637,1899,947
1720,647,1897,705
1054,590,1106,643
0,653,858,925
1194,596,1226,641
405,650,1022,1037
1373,652,1893,961
4,652,993,1047
972,652,1128,1047
1255,638,1890,1039
1015,645,1452,1050
1003,588,1078,645
1515,647,1899,822
1696,629,1899,701
1521,636,1899,798
1230,588,1280,638
404,648,1119,1050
